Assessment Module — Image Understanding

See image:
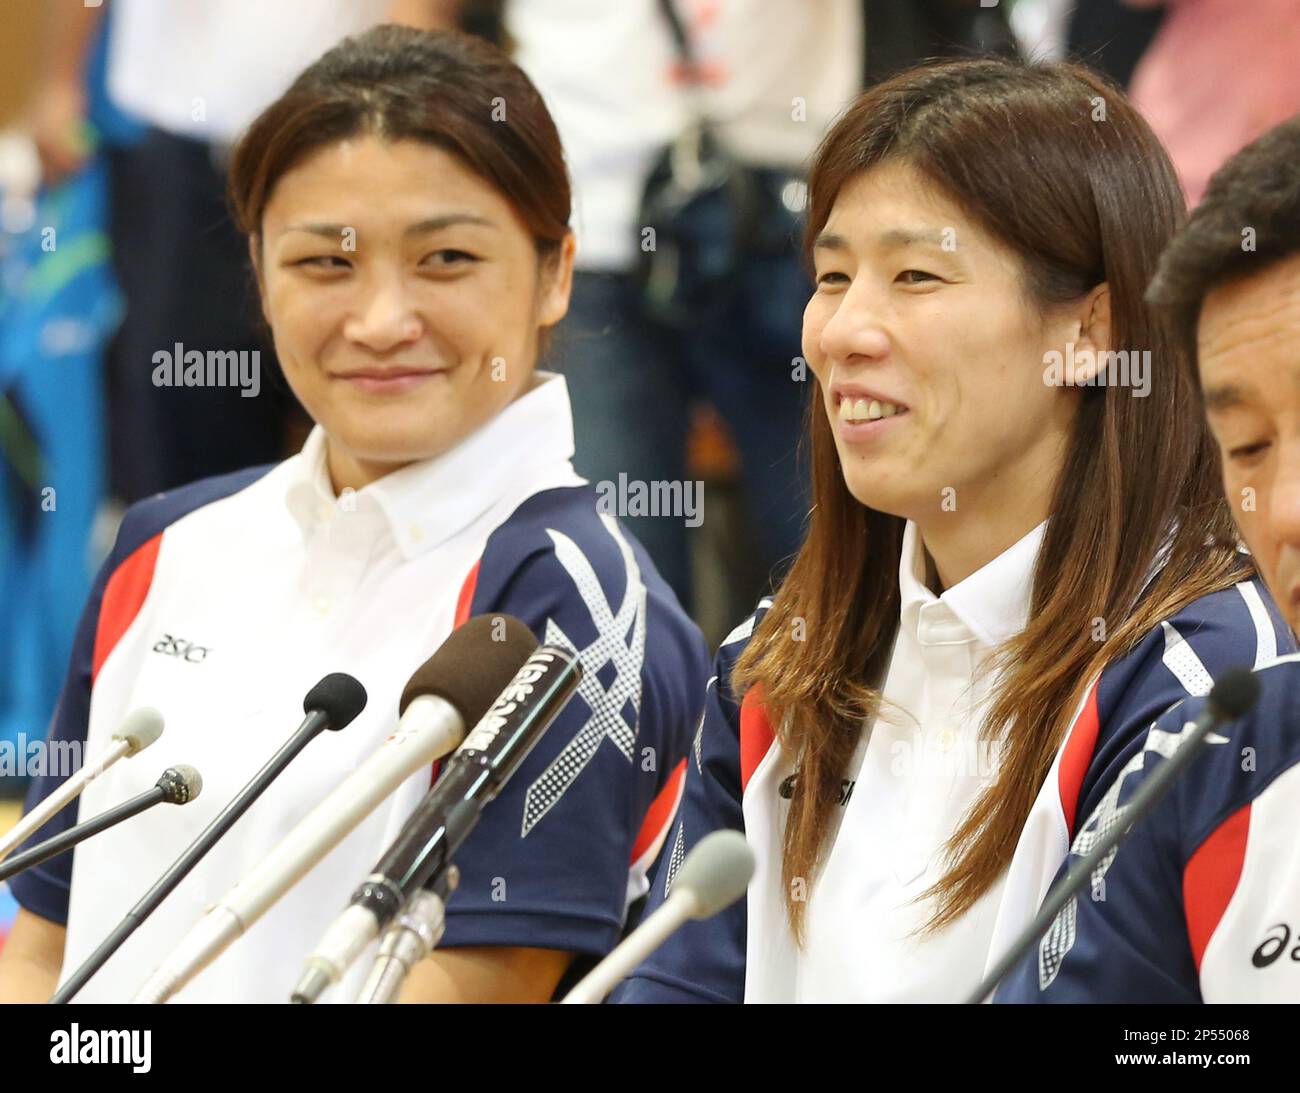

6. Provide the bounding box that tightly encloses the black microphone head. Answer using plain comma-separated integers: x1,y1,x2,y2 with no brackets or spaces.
304,672,368,731
1209,667,1261,722
400,614,538,724
156,764,203,804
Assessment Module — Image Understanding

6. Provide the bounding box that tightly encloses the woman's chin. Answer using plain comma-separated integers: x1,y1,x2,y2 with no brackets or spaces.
841,471,915,520
327,427,454,470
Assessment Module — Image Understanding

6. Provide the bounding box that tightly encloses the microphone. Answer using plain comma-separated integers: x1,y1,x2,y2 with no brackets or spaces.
0,766,202,884
0,708,164,865
51,672,367,1004
561,829,756,1004
352,867,459,1005
131,615,537,1004
292,643,583,1003
966,666,1261,1004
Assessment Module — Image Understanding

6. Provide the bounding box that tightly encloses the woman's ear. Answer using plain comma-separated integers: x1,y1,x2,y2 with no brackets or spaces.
1067,283,1113,385
536,232,577,328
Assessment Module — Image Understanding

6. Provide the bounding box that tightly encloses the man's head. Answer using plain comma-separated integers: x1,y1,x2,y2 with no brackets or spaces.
1149,116,1300,633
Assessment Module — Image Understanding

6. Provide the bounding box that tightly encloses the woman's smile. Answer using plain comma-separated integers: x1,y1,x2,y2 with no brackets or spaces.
329,365,451,396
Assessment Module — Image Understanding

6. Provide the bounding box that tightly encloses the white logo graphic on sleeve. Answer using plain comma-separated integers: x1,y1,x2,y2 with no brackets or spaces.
521,517,647,835
1038,716,1228,990
664,820,687,896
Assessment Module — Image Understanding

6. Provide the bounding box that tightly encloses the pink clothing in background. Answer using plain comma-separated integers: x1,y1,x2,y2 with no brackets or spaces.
1127,0,1300,206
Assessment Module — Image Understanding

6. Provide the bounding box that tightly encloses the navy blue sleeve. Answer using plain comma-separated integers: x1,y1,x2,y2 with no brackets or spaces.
994,579,1299,1003
438,491,708,957
998,675,1300,1003
611,611,764,1004
5,548,111,925
994,696,1202,1003
5,466,272,925
1075,579,1295,824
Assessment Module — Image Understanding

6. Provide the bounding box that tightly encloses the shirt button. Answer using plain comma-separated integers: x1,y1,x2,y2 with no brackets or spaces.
408,522,425,543
313,596,332,617
937,728,955,752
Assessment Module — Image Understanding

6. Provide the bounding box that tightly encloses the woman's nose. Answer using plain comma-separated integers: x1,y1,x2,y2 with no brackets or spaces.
818,285,891,364
342,276,423,351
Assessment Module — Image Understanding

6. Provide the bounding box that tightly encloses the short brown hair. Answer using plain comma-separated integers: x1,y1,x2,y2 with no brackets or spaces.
1147,115,1300,369
227,25,571,260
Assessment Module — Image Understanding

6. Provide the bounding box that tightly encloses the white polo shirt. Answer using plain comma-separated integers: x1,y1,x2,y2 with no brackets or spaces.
744,518,1044,1003
618,514,1290,1004
10,373,707,1002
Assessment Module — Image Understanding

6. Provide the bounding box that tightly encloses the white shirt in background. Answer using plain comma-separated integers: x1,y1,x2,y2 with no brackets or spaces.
507,0,862,271
105,0,391,146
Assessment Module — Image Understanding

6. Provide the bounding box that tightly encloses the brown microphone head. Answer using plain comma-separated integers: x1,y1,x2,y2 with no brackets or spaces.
399,614,538,725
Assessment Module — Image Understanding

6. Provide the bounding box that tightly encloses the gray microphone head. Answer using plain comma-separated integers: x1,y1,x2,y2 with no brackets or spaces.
673,830,755,919
1208,667,1260,722
113,708,164,755
156,765,203,805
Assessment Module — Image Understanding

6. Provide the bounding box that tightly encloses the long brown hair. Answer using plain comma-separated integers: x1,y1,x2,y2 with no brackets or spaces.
735,59,1249,940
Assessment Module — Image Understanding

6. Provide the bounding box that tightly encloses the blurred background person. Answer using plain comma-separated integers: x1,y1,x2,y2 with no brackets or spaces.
1121,0,1300,207
1064,0,1165,86
1007,1,1300,209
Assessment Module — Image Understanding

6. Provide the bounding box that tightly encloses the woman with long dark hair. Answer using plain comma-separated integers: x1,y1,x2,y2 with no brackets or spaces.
615,58,1292,1003
0,26,707,1004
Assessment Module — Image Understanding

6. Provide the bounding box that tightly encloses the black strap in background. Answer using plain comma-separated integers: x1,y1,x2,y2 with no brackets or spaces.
657,0,697,73
0,389,45,546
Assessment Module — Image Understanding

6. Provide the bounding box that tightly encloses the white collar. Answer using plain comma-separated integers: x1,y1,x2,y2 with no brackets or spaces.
898,518,1045,649
285,371,576,560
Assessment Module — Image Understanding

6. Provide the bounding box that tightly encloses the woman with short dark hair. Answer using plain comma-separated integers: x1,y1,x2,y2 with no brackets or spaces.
0,26,708,1004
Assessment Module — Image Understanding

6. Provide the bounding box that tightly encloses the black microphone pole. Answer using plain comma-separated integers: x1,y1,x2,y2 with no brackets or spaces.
966,667,1261,1004
291,645,581,1002
0,767,202,884
383,644,583,899
50,672,366,1004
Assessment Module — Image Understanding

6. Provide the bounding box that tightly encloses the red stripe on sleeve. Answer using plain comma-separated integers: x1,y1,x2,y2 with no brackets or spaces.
630,758,686,864
454,559,481,628
1183,802,1251,971
1057,681,1102,835
739,686,775,793
92,534,163,682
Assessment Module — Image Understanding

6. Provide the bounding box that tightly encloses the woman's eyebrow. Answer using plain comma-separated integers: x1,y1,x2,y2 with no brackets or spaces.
813,227,955,252
402,213,498,236
877,227,949,248
278,213,498,239
813,230,850,252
